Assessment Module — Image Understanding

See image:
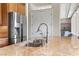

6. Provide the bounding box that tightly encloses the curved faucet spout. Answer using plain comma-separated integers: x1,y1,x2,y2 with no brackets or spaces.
37,23,48,43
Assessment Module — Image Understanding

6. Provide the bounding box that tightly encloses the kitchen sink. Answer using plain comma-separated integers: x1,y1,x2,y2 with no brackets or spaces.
15,38,46,47
25,39,45,47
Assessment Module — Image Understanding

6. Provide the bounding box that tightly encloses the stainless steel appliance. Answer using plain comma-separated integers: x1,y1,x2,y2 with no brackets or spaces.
8,12,23,44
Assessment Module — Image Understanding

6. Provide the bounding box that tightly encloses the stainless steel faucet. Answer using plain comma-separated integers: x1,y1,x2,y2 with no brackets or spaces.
36,23,48,43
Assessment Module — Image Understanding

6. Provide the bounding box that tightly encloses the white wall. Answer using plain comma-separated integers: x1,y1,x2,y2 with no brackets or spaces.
31,8,53,38
28,4,61,39
28,4,53,39
71,8,79,36
52,4,60,36
68,3,79,18
60,3,70,19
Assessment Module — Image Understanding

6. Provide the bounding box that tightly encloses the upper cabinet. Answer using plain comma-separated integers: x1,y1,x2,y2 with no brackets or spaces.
1,4,8,26
0,4,2,25
7,4,17,12
8,3,25,15
17,4,25,15
0,3,25,26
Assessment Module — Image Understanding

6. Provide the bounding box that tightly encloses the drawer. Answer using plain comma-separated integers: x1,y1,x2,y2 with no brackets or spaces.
0,26,8,38
0,38,8,47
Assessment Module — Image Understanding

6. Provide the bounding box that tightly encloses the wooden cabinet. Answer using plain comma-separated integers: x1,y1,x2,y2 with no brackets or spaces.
0,4,1,25
1,4,8,26
0,38,8,47
0,3,26,47
0,3,26,26
8,3,25,15
7,4,17,12
71,8,79,36
0,26,8,47
17,4,25,15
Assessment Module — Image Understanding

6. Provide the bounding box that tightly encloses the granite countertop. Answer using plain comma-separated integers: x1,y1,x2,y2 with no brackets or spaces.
0,36,79,56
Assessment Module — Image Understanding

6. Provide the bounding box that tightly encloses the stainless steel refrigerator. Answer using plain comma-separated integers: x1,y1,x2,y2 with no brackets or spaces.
8,11,24,44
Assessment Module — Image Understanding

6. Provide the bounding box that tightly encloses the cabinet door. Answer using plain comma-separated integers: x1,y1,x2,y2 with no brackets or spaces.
8,4,25,15
17,4,25,15
0,4,2,25
76,8,79,35
8,4,17,12
1,4,8,26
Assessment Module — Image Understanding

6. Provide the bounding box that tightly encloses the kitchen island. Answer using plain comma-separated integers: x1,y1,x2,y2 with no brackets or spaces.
0,36,79,56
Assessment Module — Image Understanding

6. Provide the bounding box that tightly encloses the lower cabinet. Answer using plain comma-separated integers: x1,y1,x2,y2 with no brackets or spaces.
0,38,8,47
0,26,8,47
